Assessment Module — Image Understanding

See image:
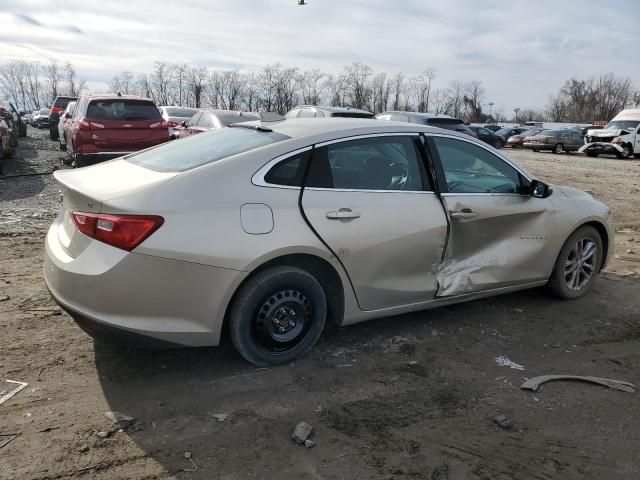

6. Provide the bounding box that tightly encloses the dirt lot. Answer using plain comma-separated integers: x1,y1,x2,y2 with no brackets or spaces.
1,129,639,480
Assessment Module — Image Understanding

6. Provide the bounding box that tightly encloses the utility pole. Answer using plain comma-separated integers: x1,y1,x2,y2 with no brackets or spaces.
488,102,494,118
514,107,520,123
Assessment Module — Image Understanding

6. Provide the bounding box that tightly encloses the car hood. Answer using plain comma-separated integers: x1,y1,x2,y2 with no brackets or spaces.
588,128,629,137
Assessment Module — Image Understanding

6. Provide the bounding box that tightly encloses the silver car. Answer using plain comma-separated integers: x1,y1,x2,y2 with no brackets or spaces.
158,106,198,139
44,118,613,365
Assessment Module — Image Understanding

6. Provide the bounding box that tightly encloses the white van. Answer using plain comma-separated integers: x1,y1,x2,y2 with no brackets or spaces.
579,109,640,159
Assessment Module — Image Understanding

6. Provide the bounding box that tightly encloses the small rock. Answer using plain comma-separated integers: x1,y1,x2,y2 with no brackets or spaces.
292,421,313,444
304,439,316,449
408,360,418,365
626,249,635,254
96,431,111,438
104,411,135,425
494,414,512,429
211,414,228,422
0,295,9,302
78,445,90,453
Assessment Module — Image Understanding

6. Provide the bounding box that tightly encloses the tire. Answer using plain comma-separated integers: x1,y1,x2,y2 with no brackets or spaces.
616,144,632,160
49,128,58,141
553,143,564,154
229,266,327,366
492,140,503,149
586,152,599,158
532,148,540,152
548,225,603,300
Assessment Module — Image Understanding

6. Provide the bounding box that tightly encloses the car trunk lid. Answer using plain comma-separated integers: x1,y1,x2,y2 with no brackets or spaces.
53,160,176,258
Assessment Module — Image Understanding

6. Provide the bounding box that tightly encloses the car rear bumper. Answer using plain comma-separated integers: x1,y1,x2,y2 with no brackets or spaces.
74,152,133,167
43,220,244,348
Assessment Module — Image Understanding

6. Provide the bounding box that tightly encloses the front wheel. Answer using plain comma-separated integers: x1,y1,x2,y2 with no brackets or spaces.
617,145,632,159
548,226,602,299
492,140,503,149
228,266,327,366
553,143,564,154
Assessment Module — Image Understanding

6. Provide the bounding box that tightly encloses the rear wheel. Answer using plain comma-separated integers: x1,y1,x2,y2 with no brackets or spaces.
548,225,602,299
586,152,599,158
553,143,564,154
492,139,503,149
228,266,327,366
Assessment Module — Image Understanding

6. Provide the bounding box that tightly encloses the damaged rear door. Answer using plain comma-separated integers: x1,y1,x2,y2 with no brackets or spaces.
300,134,448,311
429,135,556,296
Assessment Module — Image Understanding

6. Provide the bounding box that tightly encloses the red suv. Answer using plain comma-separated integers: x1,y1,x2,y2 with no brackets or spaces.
49,96,77,140
67,94,169,167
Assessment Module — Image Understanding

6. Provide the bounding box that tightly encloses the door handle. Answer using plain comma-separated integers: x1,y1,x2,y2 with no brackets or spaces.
450,208,477,220
326,208,361,220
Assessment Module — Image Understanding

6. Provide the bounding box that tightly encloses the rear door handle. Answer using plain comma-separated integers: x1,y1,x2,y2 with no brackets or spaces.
326,208,361,220
450,208,477,220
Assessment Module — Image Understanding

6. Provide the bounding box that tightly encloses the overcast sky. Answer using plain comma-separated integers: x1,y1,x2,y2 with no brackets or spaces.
1,0,638,114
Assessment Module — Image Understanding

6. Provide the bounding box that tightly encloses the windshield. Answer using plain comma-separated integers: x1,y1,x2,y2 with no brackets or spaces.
127,126,289,172
539,129,557,136
166,107,198,118
217,113,259,125
605,120,639,131
39,109,49,115
522,129,542,136
495,128,513,137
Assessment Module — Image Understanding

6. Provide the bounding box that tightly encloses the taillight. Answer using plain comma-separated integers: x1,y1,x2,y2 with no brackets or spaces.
150,121,169,129
78,118,105,130
72,212,164,251
166,121,179,128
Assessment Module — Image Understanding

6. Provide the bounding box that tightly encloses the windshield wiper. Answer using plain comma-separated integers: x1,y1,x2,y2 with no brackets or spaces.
229,123,273,132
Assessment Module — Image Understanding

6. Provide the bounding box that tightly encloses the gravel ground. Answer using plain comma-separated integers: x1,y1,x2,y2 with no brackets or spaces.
0,129,639,480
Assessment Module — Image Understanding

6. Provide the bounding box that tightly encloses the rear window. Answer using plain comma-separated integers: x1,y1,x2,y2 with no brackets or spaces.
427,118,464,126
53,97,75,109
217,113,259,125
540,130,557,136
87,100,162,121
165,107,197,118
127,126,290,172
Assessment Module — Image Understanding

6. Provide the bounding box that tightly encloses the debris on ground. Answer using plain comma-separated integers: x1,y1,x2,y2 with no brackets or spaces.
521,375,635,393
495,356,525,370
291,421,313,444
103,411,135,425
0,433,20,449
304,439,315,448
210,413,228,422
182,451,198,472
0,295,9,302
77,444,90,453
0,380,29,406
96,431,112,438
493,414,513,429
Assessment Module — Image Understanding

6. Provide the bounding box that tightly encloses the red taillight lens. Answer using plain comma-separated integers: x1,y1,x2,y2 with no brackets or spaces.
72,212,164,251
150,121,169,129
166,121,179,128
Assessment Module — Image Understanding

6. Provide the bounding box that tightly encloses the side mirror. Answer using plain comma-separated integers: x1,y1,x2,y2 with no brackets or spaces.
181,120,188,127
530,179,553,198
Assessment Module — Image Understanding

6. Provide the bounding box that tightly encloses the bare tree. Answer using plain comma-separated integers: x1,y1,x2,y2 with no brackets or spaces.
187,66,208,108
64,62,85,96
299,69,326,105
110,71,134,94
43,59,62,103
444,80,465,118
462,80,485,122
343,62,372,110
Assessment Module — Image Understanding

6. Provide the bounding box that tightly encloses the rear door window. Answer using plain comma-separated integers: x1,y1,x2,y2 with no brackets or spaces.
127,127,289,172
86,100,162,121
307,136,428,191
264,150,311,186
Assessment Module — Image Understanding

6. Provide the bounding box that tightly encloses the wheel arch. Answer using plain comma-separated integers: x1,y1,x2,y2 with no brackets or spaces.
220,252,346,342
582,220,610,271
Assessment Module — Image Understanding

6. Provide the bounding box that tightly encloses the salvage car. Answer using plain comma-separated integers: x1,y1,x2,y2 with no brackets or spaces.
158,106,198,140
579,109,640,159
57,101,76,151
494,126,529,141
0,113,14,172
66,94,169,167
49,96,77,140
35,108,51,129
523,129,584,154
179,109,259,138
506,128,543,148
286,105,375,119
468,125,505,148
377,111,477,137
44,117,613,366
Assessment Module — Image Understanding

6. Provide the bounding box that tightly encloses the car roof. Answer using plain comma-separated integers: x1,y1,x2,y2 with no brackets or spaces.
295,105,373,115
201,109,258,117
85,94,155,102
380,111,456,120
